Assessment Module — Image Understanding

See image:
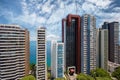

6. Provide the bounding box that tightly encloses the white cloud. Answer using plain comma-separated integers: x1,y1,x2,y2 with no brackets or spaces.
60,2,64,9
47,9,64,24
30,34,36,41
112,7,120,12
17,13,36,25
86,0,113,9
65,3,76,14
18,0,43,27
36,16,47,25
21,0,29,15
42,0,51,13
82,2,97,14
46,34,61,41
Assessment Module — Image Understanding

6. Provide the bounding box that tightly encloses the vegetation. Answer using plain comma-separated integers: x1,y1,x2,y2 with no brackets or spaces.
47,66,51,79
112,66,120,80
96,77,112,80
51,68,115,80
90,68,111,77
90,68,112,80
55,77,66,80
47,72,51,79
77,73,94,80
30,63,36,77
76,68,112,80
30,63,35,70
21,75,36,80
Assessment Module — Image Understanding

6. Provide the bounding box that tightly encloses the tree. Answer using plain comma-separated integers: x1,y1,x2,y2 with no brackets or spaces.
77,73,94,80
30,63,35,70
90,68,111,78
30,63,36,77
21,75,36,80
55,77,66,80
96,77,112,80
112,66,120,80
47,72,51,79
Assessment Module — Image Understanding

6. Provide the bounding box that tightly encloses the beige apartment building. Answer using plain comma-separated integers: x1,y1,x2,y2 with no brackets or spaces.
0,24,30,80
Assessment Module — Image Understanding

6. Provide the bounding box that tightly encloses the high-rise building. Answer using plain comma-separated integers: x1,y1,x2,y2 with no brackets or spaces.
81,14,96,74
25,28,30,76
51,41,64,78
102,22,119,64
0,24,30,80
62,14,81,74
96,28,108,71
102,22,109,29
36,27,47,80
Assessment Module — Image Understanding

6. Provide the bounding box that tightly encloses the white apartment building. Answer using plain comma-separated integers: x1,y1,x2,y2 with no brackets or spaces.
51,41,64,78
36,27,47,80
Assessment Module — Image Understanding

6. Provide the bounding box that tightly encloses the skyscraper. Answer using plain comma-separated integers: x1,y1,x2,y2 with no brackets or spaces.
96,28,108,71
36,27,47,80
102,22,119,64
0,24,30,80
51,41,64,78
81,14,96,74
62,14,81,74
25,28,30,76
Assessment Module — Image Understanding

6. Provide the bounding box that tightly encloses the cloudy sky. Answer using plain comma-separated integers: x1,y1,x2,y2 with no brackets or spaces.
0,0,120,41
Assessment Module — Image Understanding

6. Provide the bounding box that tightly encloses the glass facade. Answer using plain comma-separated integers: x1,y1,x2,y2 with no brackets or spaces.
81,14,96,74
51,41,64,78
63,14,81,73
97,29,108,71
102,22,119,64
66,20,76,67
57,43,64,78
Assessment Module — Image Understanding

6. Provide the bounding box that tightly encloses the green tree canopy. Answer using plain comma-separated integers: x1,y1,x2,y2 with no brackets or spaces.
47,72,51,79
55,77,66,80
21,75,36,80
90,68,111,78
77,73,94,80
112,66,120,80
30,63,35,70
96,77,112,80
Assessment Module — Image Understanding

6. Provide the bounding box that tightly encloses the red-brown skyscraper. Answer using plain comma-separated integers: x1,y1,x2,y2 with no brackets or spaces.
62,14,81,73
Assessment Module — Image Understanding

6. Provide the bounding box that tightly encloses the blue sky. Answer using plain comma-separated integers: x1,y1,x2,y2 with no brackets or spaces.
0,0,120,41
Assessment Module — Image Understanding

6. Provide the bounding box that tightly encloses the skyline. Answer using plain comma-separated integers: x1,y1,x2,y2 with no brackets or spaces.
0,16,120,80
0,0,120,41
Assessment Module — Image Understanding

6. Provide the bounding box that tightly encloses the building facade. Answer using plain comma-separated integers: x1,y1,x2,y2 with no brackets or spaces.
102,22,119,64
108,61,120,72
51,41,64,78
62,14,81,73
0,24,30,80
36,27,47,80
81,14,96,74
96,28,108,71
